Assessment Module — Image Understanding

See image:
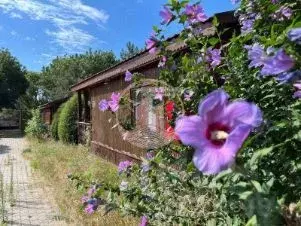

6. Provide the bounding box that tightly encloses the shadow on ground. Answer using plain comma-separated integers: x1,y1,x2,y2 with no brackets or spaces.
0,129,23,138
0,144,10,154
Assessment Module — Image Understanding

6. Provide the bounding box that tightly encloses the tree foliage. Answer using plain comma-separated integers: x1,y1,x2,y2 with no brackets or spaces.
18,72,47,110
58,95,78,143
0,49,28,108
51,103,64,140
120,42,142,60
40,50,118,100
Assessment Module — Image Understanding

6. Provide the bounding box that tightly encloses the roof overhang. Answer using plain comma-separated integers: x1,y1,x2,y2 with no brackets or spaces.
71,11,237,92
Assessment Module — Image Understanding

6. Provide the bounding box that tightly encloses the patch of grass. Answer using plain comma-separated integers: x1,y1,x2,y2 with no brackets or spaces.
24,138,138,226
9,157,15,207
22,148,31,154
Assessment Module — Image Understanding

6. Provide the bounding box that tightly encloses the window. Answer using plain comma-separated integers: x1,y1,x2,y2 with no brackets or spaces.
132,86,164,132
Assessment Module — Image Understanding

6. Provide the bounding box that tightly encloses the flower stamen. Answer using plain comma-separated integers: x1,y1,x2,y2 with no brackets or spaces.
210,130,229,141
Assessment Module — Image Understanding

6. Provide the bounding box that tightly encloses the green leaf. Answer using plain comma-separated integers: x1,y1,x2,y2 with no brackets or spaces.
250,146,274,165
293,130,301,141
212,16,219,27
180,0,189,7
251,180,262,193
208,37,219,46
235,182,248,188
186,162,195,172
262,178,274,194
153,26,159,33
239,191,253,200
245,215,257,226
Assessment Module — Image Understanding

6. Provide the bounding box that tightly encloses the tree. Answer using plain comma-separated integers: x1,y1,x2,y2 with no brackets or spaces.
0,49,28,108
18,71,47,111
40,49,118,100
120,42,142,60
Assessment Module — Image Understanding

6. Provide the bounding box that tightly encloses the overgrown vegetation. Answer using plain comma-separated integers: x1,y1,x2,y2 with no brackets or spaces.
0,49,28,109
71,0,301,225
25,109,47,139
120,42,142,60
40,50,118,100
24,139,138,226
50,104,64,140
58,95,78,143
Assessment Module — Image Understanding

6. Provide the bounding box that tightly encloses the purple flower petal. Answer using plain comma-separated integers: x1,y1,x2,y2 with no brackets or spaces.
175,115,207,149
146,36,157,54
85,204,95,214
87,187,95,196
193,123,251,175
273,6,293,21
160,6,173,24
293,91,301,99
293,82,301,90
125,70,133,82
81,195,89,204
231,0,240,4
175,89,263,175
154,87,164,101
281,6,293,19
108,92,121,112
241,18,255,33
98,99,109,112
261,49,295,76
158,56,167,68
276,70,301,84
245,43,266,68
118,160,133,173
288,28,301,45
223,101,263,128
206,48,222,68
146,152,154,159
198,89,229,123
140,216,148,226
184,4,207,24
184,90,194,101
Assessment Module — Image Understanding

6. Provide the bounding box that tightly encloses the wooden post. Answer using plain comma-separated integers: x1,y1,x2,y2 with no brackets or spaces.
83,90,90,122
78,91,82,122
19,110,22,130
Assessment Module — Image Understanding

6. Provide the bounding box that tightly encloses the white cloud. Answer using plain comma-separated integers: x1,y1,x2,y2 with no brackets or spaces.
10,30,17,36
25,36,35,41
46,27,95,53
53,0,109,23
0,0,109,53
10,12,22,18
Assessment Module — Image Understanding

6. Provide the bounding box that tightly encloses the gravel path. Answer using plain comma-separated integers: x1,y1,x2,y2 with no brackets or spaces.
0,130,65,225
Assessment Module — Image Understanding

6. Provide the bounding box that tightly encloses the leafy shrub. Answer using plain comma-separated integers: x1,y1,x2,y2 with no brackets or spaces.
25,109,47,139
58,95,78,143
70,0,301,225
50,103,64,140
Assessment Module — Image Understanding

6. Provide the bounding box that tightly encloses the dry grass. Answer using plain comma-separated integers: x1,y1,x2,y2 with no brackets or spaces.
24,139,138,226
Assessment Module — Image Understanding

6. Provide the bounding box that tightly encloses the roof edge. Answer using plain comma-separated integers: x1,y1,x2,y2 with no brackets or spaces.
71,10,236,92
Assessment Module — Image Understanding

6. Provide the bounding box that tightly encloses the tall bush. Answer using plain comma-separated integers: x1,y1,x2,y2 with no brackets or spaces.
58,95,78,143
25,109,47,139
50,104,64,140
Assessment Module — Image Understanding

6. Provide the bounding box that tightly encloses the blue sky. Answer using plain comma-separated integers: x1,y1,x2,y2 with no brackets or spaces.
0,0,235,72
